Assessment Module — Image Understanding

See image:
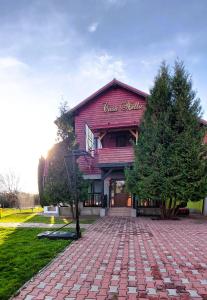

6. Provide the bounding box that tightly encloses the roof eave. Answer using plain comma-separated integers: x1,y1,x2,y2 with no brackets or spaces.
69,78,149,114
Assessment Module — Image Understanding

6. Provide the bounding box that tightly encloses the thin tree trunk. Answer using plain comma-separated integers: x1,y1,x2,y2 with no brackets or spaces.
171,198,177,217
70,202,75,219
161,199,166,219
167,197,172,218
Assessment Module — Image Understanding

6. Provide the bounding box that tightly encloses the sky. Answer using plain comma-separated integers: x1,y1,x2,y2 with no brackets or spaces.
0,0,207,193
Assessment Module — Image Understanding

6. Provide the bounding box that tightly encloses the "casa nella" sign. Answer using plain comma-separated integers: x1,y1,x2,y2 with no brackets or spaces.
103,101,144,113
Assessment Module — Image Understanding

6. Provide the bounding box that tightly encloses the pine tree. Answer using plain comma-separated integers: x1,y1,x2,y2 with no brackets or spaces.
126,62,172,217
37,156,45,205
168,61,207,214
126,61,207,218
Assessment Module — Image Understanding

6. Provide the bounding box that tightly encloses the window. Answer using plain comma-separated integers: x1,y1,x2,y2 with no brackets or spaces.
85,124,94,155
116,134,127,147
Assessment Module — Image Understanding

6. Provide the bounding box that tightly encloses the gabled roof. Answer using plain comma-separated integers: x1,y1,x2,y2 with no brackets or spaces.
70,78,148,114
200,118,207,126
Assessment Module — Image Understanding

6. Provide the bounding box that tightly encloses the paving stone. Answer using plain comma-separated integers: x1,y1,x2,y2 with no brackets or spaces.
181,278,189,284
90,285,99,292
146,276,154,282
164,278,172,283
192,270,199,274
37,282,46,289
147,288,157,295
200,279,207,285
55,283,63,290
128,275,136,281
128,287,137,293
167,289,177,296
24,296,34,300
95,274,103,280
109,286,118,293
187,289,200,297
112,275,119,280
71,284,81,291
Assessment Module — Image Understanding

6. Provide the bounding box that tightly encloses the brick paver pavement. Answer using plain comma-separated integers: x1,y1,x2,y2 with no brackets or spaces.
13,217,207,300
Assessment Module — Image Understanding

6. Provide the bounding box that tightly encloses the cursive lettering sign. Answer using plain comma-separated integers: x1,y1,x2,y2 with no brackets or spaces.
103,103,118,112
103,101,143,113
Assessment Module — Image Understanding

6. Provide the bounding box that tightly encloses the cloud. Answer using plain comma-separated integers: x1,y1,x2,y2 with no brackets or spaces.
176,34,193,47
0,57,28,69
88,22,99,33
65,52,127,105
104,0,127,6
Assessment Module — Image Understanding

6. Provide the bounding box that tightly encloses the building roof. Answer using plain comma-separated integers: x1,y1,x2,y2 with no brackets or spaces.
67,78,207,126
200,118,207,126
70,78,148,114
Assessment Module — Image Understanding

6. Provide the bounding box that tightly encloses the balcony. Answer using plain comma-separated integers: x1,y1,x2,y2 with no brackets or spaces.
95,146,134,166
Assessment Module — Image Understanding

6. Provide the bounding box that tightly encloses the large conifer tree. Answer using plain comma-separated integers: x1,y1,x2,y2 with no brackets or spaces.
126,63,172,217
168,62,207,214
126,61,207,218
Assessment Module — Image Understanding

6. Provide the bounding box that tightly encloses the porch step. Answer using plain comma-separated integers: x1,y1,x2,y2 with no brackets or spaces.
108,207,134,217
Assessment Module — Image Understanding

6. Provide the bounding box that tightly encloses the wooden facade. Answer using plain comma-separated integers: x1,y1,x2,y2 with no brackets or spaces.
70,79,207,211
70,79,147,209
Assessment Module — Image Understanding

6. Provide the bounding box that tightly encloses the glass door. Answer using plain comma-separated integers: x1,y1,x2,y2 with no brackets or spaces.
110,179,131,207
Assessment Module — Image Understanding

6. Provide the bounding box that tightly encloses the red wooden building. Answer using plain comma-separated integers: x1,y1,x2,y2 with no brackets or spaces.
66,79,207,216
69,79,147,216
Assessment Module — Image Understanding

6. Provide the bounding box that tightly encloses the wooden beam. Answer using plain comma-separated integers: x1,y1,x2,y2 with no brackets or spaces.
129,129,138,144
103,168,113,180
99,131,107,141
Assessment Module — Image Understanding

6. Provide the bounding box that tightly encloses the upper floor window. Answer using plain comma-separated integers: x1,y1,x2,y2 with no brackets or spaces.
85,124,94,155
116,134,127,147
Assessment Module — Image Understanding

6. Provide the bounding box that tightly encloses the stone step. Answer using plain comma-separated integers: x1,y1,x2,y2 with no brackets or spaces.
108,207,132,217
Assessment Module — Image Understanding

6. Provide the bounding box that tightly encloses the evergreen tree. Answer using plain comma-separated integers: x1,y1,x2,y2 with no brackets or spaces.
37,156,45,205
126,63,172,217
43,102,88,218
168,61,207,214
126,61,207,218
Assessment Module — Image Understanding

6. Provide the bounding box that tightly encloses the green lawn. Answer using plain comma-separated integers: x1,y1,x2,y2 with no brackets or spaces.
0,207,43,218
0,211,98,224
0,227,72,300
0,213,72,224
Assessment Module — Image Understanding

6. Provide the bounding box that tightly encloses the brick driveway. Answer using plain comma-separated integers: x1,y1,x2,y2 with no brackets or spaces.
13,217,207,300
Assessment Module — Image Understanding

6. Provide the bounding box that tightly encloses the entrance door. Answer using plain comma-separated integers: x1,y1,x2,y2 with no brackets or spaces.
110,180,131,207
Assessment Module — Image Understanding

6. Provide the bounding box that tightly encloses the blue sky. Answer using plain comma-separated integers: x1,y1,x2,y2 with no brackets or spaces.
0,0,207,193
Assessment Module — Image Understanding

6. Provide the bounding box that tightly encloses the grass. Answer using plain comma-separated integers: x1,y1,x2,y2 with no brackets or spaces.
0,213,72,224
0,210,98,225
0,227,72,300
0,207,43,218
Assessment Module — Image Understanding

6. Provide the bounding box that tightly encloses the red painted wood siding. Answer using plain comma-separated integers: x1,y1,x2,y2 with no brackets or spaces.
74,86,146,174
204,133,207,144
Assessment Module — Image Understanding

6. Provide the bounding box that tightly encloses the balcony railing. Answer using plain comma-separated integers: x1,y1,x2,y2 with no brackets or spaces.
96,146,134,165
83,193,102,207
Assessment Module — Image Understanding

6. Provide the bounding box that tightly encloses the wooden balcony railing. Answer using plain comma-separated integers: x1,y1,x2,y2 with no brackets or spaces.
96,146,134,165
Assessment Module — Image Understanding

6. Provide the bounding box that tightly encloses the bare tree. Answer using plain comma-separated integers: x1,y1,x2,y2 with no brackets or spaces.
0,170,20,193
0,170,20,208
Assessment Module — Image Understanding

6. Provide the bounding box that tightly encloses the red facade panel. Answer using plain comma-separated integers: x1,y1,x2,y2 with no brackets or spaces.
74,85,146,175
